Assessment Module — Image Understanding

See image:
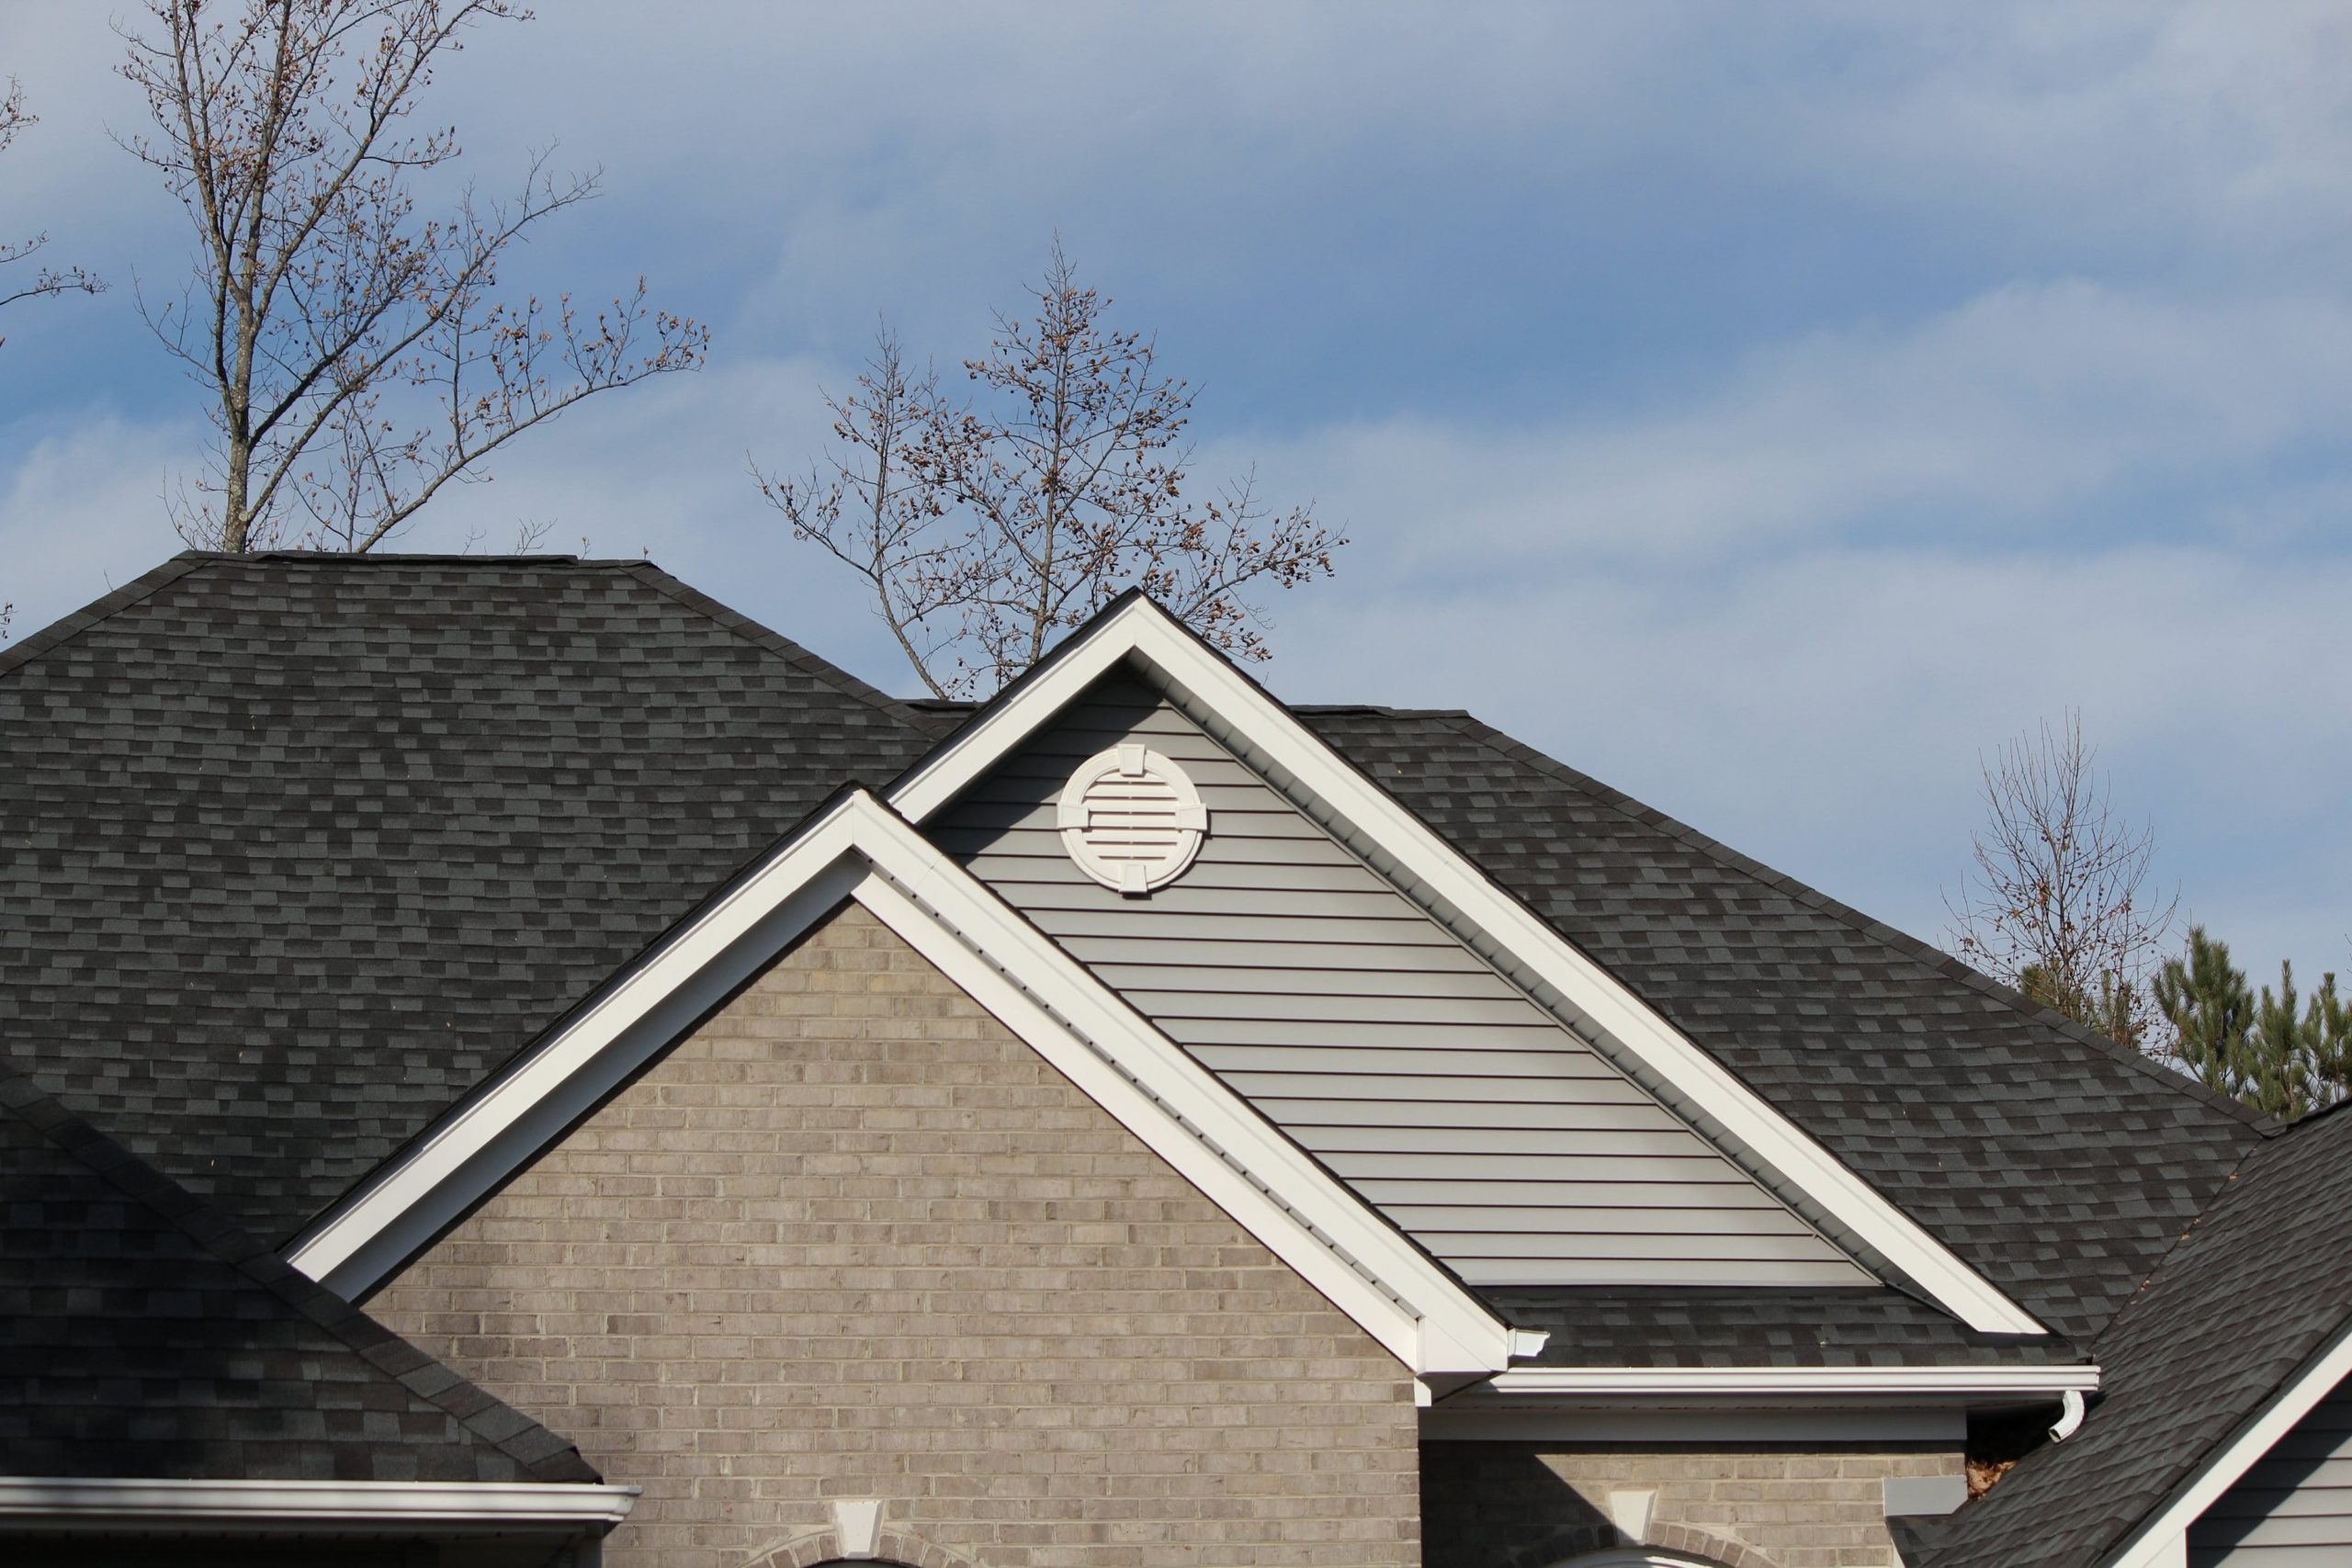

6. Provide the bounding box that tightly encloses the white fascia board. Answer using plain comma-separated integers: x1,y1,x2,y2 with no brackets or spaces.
0,1477,638,1529
1423,1406,1967,1445
288,795,874,1297
288,791,1514,1375
852,871,1433,1369
847,797,1514,1374
889,598,2048,1338
1482,1364,2101,1398
2106,1319,2352,1568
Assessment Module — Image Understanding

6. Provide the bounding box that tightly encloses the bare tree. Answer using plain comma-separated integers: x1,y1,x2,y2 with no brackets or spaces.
1946,711,2177,1049
754,243,1343,698
118,0,707,554
1,78,107,350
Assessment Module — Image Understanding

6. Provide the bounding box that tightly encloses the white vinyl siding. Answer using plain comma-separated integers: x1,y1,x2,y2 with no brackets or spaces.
929,671,1871,1288
2191,1378,2352,1567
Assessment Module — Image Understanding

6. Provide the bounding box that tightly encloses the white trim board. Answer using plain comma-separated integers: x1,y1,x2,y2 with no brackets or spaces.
888,595,2049,1337
2108,1319,2352,1568
1421,1406,1967,1444
1478,1365,2101,1399
0,1477,638,1530
286,792,1521,1377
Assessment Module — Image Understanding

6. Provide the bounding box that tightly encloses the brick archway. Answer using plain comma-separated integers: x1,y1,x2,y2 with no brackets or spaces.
738,1527,988,1568
1543,1525,1780,1568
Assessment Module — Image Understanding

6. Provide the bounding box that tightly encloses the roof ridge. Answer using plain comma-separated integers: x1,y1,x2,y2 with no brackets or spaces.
1291,703,1477,717
0,1059,597,1483
0,552,209,682
215,550,652,565
619,560,931,727
1429,710,2276,1136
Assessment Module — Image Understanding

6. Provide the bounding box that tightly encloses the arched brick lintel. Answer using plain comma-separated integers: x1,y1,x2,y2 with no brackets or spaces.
1538,1522,1782,1568
738,1527,989,1568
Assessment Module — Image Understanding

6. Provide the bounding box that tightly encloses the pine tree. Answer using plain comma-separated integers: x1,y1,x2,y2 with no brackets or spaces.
2154,929,2259,1102
2154,928,2352,1119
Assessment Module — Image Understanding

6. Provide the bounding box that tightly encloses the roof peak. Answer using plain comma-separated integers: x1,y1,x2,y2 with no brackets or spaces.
180,548,653,567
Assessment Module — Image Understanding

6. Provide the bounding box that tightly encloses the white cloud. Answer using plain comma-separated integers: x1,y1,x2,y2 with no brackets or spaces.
2,0,2346,984
1216,282,2352,571
1254,530,2352,991
0,410,208,629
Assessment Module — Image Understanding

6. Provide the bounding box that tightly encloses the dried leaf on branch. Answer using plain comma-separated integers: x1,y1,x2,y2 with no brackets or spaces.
1947,710,2176,1049
0,77,107,350
755,243,1343,698
119,0,707,553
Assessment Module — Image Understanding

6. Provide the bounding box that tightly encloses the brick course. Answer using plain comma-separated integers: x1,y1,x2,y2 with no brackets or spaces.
1421,1442,1962,1568
370,902,1420,1568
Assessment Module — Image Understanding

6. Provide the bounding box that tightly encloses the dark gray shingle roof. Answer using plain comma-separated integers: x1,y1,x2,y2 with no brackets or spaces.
0,1062,595,1483
1296,706,2268,1344
0,553,937,1242
0,558,2270,1363
1907,1102,2352,1568
1487,1287,2087,1368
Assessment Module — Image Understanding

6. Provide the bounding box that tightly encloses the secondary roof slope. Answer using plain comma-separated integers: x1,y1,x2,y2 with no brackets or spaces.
0,1062,594,1483
1297,705,2266,1342
1907,1100,2352,1568
0,553,937,1241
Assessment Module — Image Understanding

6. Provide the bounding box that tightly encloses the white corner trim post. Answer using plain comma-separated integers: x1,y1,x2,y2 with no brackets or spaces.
888,595,2051,1338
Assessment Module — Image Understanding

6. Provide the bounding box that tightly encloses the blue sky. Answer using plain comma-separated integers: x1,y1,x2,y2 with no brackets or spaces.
4,2,2348,986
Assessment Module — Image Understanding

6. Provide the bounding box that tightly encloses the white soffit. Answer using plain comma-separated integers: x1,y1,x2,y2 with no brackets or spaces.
1421,1406,1968,1445
284,792,1518,1378
1476,1365,2101,1398
0,1477,639,1529
888,596,2050,1338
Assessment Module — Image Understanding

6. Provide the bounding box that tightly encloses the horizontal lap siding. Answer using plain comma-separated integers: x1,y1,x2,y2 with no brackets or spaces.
2192,1382,2352,1566
930,673,1868,1289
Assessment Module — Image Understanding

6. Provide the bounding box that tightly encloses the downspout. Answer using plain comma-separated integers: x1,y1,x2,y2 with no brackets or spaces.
2049,1388,2087,1441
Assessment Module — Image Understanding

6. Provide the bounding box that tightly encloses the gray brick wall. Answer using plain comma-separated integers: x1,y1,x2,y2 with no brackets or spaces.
1422,1442,1962,1568
370,902,1420,1568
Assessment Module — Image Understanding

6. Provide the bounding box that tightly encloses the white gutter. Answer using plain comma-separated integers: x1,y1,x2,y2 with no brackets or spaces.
1482,1364,2101,1398
0,1478,639,1529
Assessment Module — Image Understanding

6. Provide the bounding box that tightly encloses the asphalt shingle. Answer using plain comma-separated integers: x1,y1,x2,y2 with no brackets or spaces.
0,552,938,1242
1487,1287,2088,1369
1296,705,2268,1344
1905,1102,2352,1568
0,1061,597,1483
0,558,2274,1364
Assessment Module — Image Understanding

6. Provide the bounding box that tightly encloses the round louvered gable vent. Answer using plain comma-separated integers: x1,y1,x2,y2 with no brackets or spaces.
1057,744,1208,896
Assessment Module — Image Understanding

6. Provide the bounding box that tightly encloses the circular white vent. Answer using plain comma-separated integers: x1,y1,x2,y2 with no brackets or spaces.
1057,744,1209,896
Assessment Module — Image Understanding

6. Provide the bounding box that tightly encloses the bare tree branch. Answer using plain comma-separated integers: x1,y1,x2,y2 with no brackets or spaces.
756,243,1344,698
117,0,708,553
0,78,107,352
1946,710,2177,1049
